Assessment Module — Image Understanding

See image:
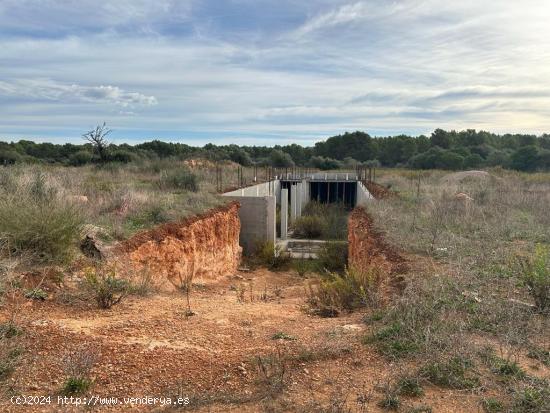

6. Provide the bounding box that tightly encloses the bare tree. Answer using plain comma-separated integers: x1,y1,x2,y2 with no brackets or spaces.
83,122,111,163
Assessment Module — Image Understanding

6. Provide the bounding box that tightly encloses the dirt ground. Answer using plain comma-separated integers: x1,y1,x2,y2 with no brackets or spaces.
1,266,522,413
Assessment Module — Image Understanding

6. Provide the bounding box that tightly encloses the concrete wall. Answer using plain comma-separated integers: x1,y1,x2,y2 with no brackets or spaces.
223,195,276,254
356,181,373,206
223,180,282,205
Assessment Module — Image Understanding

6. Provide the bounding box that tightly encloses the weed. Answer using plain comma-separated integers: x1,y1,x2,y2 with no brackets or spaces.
317,241,348,273
271,332,296,341
517,244,550,314
377,388,400,411
82,265,130,309
495,359,525,378
307,266,383,316
419,356,480,389
292,258,313,277
61,346,98,395
24,287,48,300
255,348,288,398
251,241,290,271
511,386,549,412
527,346,550,366
62,377,92,395
396,375,424,397
0,321,21,339
481,398,504,412
0,346,21,381
293,215,326,239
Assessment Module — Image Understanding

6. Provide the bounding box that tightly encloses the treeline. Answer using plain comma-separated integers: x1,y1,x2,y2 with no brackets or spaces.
1,129,550,171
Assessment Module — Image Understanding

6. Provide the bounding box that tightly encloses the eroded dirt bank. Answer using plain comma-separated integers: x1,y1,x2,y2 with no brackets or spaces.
116,202,242,289
348,207,408,296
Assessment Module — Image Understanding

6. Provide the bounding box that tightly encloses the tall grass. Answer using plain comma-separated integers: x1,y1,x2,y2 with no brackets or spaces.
0,169,83,263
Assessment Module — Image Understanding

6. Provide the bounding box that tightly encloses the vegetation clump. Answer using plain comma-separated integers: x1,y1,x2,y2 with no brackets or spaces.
82,266,130,309
0,170,83,263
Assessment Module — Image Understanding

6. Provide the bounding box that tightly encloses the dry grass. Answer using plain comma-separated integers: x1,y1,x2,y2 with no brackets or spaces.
363,168,550,410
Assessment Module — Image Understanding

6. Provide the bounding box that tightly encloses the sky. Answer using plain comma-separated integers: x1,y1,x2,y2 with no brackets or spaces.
1,0,550,146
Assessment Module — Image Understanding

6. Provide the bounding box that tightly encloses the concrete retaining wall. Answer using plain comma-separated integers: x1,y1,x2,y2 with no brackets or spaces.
356,181,373,206
223,195,276,254
223,180,282,205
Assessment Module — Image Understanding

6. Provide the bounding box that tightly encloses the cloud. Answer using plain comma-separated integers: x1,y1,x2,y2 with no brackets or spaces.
0,79,157,107
2,1,550,143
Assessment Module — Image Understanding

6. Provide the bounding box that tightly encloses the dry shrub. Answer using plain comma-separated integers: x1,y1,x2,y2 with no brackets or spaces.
82,265,130,309
307,266,384,317
62,346,98,394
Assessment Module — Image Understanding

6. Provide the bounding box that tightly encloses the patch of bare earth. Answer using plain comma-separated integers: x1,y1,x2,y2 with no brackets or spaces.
1,266,524,413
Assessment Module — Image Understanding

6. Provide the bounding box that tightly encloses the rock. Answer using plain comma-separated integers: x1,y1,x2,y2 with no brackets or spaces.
80,225,111,260
67,195,89,204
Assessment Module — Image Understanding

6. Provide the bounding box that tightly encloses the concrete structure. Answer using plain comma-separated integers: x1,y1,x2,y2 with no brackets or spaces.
223,172,372,254
356,181,374,206
223,194,276,254
280,188,288,239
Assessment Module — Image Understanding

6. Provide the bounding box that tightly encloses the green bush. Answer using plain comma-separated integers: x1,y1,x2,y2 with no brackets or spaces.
481,398,504,413
0,172,83,263
158,167,199,192
83,266,130,309
68,150,92,166
317,241,348,273
297,202,349,240
62,377,92,395
293,216,326,239
292,258,314,277
250,241,290,270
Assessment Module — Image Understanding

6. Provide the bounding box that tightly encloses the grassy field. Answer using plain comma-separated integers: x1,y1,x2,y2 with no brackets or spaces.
361,167,550,411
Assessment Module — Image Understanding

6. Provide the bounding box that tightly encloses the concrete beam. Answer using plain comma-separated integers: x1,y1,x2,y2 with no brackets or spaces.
280,188,288,239
290,184,297,223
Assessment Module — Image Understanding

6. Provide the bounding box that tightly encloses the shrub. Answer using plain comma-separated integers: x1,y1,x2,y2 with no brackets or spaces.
307,266,383,316
292,258,314,277
158,167,199,192
517,245,549,313
317,242,348,273
293,216,326,239
512,386,549,413
24,288,48,301
251,241,290,270
68,150,93,166
0,321,21,339
0,172,83,263
396,375,424,397
377,386,400,411
62,347,97,395
271,332,296,341
481,398,504,412
82,266,130,309
419,357,480,389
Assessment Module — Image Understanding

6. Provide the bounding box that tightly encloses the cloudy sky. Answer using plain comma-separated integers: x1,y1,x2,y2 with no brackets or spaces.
1,0,550,145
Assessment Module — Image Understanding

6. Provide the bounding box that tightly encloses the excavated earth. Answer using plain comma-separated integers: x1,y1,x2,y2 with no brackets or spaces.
2,267,495,413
